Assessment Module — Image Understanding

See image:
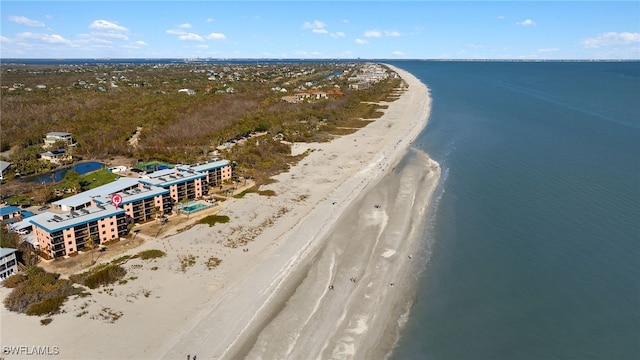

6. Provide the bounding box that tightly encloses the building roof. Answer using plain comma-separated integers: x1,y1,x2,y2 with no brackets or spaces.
139,169,205,187
29,206,125,233
52,177,141,208
9,218,34,231
0,206,21,217
46,131,72,137
0,161,11,172
0,247,17,258
92,184,169,206
179,159,230,173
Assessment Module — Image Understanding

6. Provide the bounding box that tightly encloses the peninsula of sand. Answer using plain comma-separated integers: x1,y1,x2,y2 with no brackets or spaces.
0,65,440,360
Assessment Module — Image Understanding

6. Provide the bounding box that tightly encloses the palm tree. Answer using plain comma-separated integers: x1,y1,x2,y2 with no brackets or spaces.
86,234,96,265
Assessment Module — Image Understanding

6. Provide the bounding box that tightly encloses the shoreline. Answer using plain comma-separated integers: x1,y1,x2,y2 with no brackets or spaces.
0,64,439,360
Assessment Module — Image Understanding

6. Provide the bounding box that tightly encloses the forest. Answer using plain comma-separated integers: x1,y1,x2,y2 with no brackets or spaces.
1,61,401,185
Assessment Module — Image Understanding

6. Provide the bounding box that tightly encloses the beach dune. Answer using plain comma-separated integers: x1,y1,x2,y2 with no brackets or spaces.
0,65,439,360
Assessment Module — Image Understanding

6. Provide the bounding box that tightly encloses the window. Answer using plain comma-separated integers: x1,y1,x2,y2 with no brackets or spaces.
67,234,71,238
102,224,105,228
102,231,106,235
68,241,72,245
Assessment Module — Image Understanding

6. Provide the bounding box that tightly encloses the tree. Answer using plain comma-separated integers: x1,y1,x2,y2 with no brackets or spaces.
86,234,96,265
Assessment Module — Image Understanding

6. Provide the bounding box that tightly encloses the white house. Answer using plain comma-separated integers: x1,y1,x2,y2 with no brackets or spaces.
43,132,75,148
0,161,11,180
40,149,72,164
0,247,18,280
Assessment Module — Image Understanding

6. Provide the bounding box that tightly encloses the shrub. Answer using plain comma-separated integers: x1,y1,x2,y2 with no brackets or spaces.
137,249,166,260
26,296,66,316
3,267,82,315
83,265,127,289
2,273,27,288
196,215,230,227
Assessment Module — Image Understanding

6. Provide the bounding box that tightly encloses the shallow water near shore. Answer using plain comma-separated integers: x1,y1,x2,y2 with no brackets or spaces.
388,61,640,360
242,149,440,359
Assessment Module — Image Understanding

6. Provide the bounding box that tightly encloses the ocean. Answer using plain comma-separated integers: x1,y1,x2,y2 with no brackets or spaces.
387,61,640,360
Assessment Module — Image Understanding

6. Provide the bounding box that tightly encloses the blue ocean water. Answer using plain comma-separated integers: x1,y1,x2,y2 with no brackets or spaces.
388,61,640,360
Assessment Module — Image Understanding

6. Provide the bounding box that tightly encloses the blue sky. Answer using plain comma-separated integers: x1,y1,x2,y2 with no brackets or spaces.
1,1,639,59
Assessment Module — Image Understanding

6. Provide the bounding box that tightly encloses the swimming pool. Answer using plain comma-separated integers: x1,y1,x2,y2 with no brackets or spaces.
181,203,210,214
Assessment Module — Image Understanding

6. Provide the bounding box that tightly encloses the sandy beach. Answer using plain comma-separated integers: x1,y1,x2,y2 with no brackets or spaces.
0,65,440,360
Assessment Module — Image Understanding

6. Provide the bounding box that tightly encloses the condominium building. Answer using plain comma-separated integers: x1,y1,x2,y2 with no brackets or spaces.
139,169,206,203
179,159,233,189
29,206,128,258
92,184,172,224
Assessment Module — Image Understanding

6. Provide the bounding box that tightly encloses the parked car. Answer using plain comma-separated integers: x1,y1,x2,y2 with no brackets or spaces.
38,205,50,211
17,228,31,235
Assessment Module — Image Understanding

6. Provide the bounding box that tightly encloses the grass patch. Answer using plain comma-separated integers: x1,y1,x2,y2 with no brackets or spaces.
205,256,223,270
196,215,230,227
179,254,196,273
233,187,257,198
40,318,53,326
137,249,166,260
257,189,276,197
71,264,127,289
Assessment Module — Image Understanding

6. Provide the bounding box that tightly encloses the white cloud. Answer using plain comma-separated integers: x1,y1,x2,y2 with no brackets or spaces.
9,15,45,27
355,38,368,44
497,15,505,20
166,29,186,35
178,23,192,29
538,48,559,53
302,20,326,30
517,19,536,26
205,32,226,40
0,35,11,43
92,32,129,41
330,32,346,38
391,51,405,56
312,28,328,34
384,30,401,37
583,32,640,48
90,20,128,32
206,18,215,23
364,30,382,38
16,32,71,44
124,41,148,49
178,33,204,42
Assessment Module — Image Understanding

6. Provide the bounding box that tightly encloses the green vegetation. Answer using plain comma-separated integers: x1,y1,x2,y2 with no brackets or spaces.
3,267,83,316
196,215,230,226
1,63,400,188
70,264,127,289
137,249,166,260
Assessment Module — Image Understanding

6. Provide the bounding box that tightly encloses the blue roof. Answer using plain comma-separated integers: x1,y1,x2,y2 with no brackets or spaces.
0,206,21,216
92,185,169,205
53,177,141,208
21,210,36,218
29,206,125,233
179,159,230,173
139,170,206,187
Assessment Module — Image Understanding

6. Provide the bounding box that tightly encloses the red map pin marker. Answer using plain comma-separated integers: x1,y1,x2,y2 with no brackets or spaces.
111,193,123,209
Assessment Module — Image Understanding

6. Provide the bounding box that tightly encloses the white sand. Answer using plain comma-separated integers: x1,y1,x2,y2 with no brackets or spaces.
0,65,440,360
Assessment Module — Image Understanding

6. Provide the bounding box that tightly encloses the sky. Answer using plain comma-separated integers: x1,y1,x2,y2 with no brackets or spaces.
1,1,639,60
